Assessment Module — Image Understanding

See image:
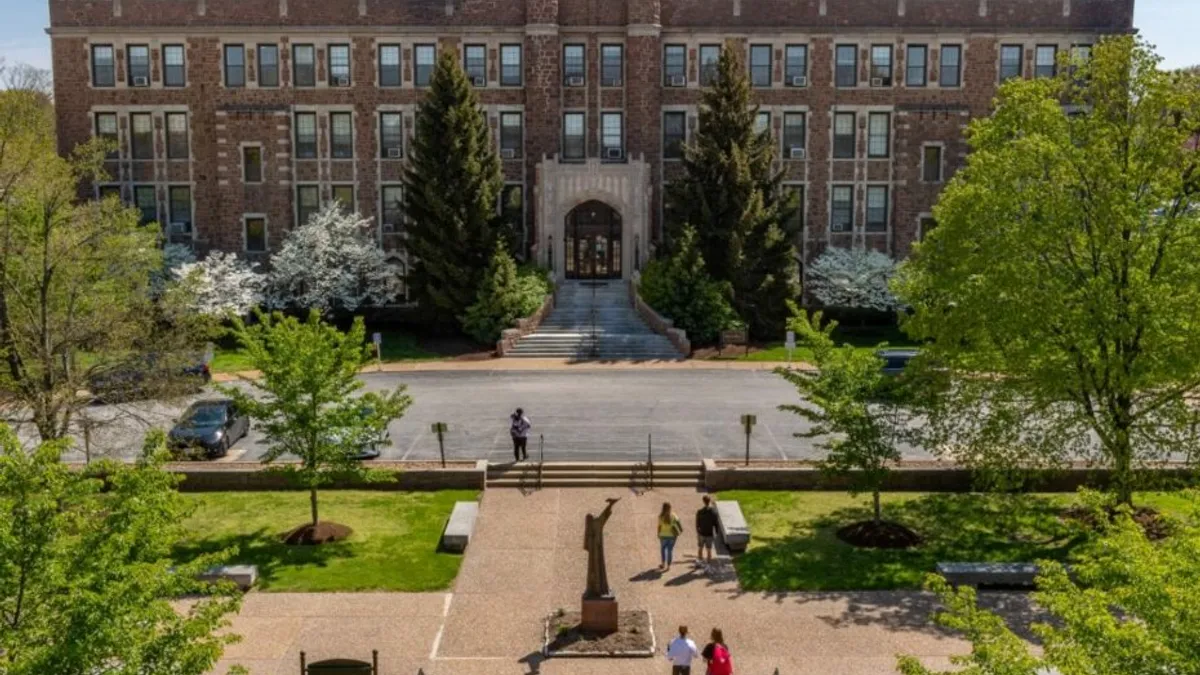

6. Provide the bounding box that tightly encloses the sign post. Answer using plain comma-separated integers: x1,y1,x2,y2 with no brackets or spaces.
372,332,383,371
740,414,757,466
785,330,796,365
431,422,448,468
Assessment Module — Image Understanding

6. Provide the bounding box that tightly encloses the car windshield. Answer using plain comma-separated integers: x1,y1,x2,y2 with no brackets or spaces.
183,404,227,427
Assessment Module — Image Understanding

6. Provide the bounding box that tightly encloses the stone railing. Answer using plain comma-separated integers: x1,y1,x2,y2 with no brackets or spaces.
628,273,691,357
496,283,556,356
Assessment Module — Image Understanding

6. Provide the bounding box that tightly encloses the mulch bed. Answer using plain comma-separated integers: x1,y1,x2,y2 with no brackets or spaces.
544,610,654,657
283,521,353,545
836,520,923,549
1062,505,1174,541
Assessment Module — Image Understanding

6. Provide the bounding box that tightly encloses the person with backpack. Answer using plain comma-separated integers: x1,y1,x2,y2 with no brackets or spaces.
701,628,733,675
657,502,683,571
509,408,531,462
665,625,699,674
695,495,719,572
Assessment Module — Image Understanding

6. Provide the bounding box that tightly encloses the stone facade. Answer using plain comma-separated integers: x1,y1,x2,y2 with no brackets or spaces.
49,0,1133,280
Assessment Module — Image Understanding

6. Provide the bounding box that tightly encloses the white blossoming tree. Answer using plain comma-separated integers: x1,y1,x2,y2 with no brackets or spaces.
267,204,402,314
807,247,901,312
173,251,265,318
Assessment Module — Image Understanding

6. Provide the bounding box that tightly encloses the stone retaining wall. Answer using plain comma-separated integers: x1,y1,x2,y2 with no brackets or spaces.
169,460,487,492
496,288,556,356
628,274,691,357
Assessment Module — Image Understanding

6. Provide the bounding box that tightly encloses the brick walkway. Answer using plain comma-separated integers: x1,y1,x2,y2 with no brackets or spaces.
210,487,1044,674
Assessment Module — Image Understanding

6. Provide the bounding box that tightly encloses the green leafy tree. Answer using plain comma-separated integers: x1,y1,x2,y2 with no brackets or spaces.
638,225,738,345
220,312,412,531
404,49,510,328
776,307,907,524
461,241,549,345
665,44,800,338
898,492,1200,675
894,36,1200,506
0,427,243,675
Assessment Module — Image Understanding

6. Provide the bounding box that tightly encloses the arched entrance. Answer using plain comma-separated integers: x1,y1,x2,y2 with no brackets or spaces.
565,201,622,280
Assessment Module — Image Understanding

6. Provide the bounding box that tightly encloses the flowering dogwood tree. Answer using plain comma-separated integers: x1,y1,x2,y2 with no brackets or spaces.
807,247,901,312
173,251,265,318
267,204,402,314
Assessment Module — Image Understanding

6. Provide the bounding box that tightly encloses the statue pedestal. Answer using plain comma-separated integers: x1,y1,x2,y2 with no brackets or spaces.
580,594,619,633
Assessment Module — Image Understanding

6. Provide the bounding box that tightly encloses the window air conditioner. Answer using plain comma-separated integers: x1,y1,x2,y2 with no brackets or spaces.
871,77,884,87
566,76,584,87
604,147,623,160
334,76,350,86
669,75,686,87
472,76,486,87
132,76,149,87
169,222,189,235
791,75,807,87
386,147,403,159
501,148,516,159
789,146,806,160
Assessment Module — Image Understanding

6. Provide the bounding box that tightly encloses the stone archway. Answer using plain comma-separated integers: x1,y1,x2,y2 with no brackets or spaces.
564,201,622,280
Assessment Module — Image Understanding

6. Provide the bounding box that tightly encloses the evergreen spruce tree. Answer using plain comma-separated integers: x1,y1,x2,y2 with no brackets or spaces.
404,49,511,327
666,45,800,338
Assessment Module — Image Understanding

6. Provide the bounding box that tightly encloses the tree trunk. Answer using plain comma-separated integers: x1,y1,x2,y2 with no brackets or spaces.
309,488,319,527
873,491,882,524
1112,424,1134,508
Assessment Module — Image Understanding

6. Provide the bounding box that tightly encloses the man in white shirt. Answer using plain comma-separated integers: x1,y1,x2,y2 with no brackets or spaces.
665,625,699,674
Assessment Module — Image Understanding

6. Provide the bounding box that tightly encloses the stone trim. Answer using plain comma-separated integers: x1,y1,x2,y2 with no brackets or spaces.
166,460,488,491
497,285,556,356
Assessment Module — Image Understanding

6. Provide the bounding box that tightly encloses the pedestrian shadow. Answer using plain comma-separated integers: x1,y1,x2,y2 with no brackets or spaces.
628,567,665,582
518,649,546,674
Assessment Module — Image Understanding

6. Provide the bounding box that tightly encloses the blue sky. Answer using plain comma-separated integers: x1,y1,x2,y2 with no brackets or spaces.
1,1,1199,72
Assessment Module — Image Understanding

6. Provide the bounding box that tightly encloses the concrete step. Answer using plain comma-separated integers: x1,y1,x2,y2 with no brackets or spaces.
487,478,703,488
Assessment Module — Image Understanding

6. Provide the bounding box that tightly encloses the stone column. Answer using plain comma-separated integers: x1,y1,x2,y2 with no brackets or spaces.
525,0,560,266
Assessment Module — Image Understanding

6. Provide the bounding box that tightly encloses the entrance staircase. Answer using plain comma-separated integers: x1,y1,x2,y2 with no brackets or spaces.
486,461,704,489
506,280,683,360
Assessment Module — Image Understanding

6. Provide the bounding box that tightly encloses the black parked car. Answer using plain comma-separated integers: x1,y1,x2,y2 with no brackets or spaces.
877,348,921,376
326,407,392,460
90,353,211,404
168,399,249,458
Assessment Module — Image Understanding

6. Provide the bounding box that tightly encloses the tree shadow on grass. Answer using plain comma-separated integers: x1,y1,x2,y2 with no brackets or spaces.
171,526,355,590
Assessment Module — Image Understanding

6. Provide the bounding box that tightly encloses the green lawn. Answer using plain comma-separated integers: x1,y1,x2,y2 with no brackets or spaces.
722,324,921,362
172,490,477,592
724,490,1192,591
210,330,443,373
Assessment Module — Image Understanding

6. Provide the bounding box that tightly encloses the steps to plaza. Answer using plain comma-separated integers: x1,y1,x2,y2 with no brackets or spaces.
485,460,704,488
505,280,683,360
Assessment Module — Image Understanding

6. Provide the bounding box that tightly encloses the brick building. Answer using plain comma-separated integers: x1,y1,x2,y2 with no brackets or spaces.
48,0,1133,286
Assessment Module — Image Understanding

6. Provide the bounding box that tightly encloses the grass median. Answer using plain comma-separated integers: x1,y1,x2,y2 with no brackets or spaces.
172,490,478,592
724,490,1194,591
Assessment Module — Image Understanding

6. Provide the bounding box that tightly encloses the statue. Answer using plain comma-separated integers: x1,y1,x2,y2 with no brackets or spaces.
583,498,619,598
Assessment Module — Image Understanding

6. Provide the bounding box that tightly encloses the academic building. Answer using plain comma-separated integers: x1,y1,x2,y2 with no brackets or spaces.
49,0,1133,286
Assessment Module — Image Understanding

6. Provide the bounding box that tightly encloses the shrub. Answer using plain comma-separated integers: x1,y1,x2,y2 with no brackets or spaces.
461,243,549,344
639,226,737,345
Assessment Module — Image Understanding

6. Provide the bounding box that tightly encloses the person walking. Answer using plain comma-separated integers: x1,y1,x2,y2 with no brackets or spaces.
657,502,683,571
695,495,719,571
509,408,531,462
701,628,733,675
665,625,699,674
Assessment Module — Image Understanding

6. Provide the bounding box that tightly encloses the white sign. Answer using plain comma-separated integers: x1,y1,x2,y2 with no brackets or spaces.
372,332,382,347
785,331,796,350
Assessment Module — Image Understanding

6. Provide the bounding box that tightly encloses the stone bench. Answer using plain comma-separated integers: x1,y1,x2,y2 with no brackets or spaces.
936,562,1040,589
441,501,479,553
197,564,258,590
715,500,750,553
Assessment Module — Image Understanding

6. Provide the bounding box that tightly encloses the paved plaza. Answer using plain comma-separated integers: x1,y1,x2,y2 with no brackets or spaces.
209,488,1039,675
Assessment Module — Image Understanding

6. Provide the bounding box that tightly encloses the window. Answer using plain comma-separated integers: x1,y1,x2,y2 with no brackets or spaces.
329,44,351,85
294,112,317,159
750,44,772,87
258,44,279,87
380,112,403,158
870,45,892,86
783,112,806,154
833,112,856,159
1035,45,1057,78
95,112,118,158
464,44,486,85
330,112,353,159
127,44,150,85
784,185,804,230
922,145,943,182
168,186,192,232
500,184,523,227
500,44,522,86
939,45,962,87
866,186,889,232
165,112,188,159
906,45,927,87
785,45,808,86
415,44,436,86
663,111,686,159
332,186,354,212
836,44,858,87
563,44,585,85
867,112,890,158
133,185,157,225
98,185,121,201
755,111,771,136
293,44,315,87
91,45,115,87
601,45,623,86
296,185,320,226
379,44,402,87
163,45,186,87
224,44,245,87
1000,45,1022,81
562,112,585,160
381,185,404,232
130,113,153,160
700,44,720,86
243,146,263,183
245,217,267,252
664,44,686,86
831,186,853,232
1071,44,1092,64
500,112,523,157
601,112,623,158
918,216,937,241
